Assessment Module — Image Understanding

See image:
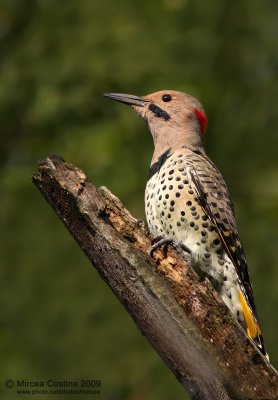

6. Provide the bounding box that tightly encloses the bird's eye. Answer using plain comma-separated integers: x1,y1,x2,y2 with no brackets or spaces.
162,94,172,102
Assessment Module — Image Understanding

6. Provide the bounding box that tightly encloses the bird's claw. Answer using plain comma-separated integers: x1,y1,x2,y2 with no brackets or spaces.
150,236,191,259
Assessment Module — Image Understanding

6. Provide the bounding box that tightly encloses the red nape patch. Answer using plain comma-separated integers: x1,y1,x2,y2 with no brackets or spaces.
194,109,208,135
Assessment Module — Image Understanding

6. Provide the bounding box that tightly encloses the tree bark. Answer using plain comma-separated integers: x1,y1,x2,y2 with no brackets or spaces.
32,154,277,400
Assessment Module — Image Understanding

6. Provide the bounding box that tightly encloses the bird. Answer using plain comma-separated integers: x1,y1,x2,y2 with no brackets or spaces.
103,89,267,357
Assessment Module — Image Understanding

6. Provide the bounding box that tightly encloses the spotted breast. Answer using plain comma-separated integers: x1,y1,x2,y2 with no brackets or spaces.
145,147,248,328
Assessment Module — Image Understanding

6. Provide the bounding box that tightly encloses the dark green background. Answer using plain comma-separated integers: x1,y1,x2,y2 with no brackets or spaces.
1,1,277,399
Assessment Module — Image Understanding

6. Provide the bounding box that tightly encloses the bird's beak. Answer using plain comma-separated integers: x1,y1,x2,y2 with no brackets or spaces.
103,93,149,107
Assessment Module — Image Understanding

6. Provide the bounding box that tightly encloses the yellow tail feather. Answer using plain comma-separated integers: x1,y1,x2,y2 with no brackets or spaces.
239,290,261,339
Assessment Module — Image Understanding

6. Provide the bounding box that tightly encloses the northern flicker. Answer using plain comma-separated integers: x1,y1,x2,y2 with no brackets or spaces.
104,90,267,357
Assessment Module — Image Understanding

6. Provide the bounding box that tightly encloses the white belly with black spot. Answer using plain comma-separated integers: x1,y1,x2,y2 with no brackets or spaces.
145,166,244,326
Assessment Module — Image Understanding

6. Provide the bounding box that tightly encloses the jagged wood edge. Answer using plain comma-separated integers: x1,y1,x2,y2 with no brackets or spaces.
32,154,277,400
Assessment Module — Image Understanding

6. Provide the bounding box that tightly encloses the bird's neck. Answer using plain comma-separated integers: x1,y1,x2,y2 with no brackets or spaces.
149,123,205,165
151,144,204,166
151,136,205,166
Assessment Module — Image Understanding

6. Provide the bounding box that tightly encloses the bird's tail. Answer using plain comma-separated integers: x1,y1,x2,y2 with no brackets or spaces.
239,290,269,359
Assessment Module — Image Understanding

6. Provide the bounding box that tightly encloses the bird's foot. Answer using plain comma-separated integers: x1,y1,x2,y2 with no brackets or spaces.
136,219,145,229
150,236,191,260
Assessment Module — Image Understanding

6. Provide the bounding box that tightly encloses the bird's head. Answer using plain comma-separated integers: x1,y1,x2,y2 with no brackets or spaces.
104,90,207,162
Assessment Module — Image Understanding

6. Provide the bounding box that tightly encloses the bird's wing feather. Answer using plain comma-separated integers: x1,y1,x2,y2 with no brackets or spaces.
185,151,266,356
186,153,257,314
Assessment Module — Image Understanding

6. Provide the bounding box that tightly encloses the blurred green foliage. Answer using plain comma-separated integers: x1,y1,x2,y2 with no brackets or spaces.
0,0,277,399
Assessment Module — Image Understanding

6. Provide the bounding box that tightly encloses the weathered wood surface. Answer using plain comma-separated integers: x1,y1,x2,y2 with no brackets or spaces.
32,154,277,400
